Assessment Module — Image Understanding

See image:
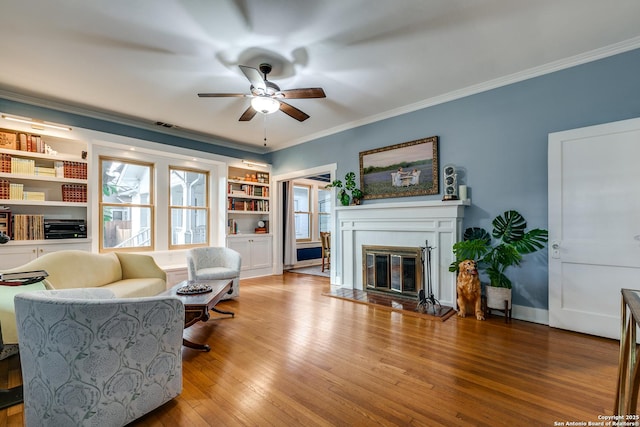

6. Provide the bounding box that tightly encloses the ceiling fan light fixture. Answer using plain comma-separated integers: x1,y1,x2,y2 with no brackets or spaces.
251,96,280,114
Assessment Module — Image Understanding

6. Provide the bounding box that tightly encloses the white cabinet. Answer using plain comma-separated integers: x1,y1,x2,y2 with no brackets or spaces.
0,241,91,270
227,234,272,277
226,163,273,278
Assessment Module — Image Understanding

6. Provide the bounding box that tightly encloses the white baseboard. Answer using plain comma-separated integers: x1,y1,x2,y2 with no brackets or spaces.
488,304,549,325
292,259,321,268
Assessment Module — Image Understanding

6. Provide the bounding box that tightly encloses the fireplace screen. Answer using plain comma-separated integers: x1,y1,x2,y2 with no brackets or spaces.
363,245,423,296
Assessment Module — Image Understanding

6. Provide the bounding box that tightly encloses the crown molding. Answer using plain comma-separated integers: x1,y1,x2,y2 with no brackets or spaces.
1,35,639,154
274,36,640,152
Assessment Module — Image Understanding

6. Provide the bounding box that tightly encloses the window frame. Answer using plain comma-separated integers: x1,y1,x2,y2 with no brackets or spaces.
317,187,332,237
99,156,155,252
168,166,210,249
293,180,333,242
294,183,312,242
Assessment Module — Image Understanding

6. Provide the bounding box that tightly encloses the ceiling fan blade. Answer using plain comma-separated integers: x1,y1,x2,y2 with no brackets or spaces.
239,105,258,121
239,65,266,92
279,101,310,122
197,93,248,98
280,88,326,99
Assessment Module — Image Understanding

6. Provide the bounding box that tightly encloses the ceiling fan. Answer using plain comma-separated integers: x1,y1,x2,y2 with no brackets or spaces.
198,63,326,122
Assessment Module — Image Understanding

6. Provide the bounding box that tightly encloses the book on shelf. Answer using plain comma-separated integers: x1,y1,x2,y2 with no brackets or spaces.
9,183,23,200
227,218,238,234
23,191,45,201
0,131,17,150
12,214,44,240
11,157,35,175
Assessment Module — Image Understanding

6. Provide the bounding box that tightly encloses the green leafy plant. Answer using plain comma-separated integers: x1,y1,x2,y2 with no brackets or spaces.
325,172,363,206
449,210,548,289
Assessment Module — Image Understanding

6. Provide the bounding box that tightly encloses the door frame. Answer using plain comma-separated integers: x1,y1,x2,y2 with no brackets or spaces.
272,163,337,278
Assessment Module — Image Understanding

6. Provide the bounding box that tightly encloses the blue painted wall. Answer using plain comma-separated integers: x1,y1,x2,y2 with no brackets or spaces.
268,47,640,310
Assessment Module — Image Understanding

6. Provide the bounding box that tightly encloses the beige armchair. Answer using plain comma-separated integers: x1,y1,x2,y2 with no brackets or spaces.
186,247,241,299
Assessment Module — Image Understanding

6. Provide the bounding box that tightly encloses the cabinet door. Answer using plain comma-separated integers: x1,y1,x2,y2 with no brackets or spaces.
0,246,39,269
38,242,91,257
227,237,252,271
250,236,272,269
0,242,91,270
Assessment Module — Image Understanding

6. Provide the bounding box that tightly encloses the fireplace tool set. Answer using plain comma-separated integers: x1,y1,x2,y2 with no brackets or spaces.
416,241,441,314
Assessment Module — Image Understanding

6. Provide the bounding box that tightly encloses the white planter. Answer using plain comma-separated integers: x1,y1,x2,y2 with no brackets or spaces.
486,286,512,310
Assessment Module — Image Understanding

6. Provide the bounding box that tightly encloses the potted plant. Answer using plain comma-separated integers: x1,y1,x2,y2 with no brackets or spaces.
449,210,548,310
325,171,363,206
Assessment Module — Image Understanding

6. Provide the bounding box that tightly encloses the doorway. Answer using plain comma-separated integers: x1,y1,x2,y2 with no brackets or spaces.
272,164,337,278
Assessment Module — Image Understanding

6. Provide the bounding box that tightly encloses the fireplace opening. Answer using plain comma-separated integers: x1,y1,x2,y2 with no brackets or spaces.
363,245,423,297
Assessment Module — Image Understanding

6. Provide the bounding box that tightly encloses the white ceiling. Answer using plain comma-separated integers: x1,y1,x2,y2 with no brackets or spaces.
1,0,640,153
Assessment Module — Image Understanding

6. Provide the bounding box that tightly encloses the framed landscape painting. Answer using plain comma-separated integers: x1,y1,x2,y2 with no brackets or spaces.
359,136,439,200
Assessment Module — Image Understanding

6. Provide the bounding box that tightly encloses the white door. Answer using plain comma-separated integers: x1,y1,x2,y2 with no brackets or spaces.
548,117,640,339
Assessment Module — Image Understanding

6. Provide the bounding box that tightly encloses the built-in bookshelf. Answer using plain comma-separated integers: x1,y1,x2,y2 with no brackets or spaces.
0,125,88,242
227,165,270,236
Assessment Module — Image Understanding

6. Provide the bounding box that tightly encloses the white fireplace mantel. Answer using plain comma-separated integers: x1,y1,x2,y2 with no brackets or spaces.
333,199,469,307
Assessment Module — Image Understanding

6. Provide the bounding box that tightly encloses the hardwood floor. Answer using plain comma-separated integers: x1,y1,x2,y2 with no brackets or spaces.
0,273,620,426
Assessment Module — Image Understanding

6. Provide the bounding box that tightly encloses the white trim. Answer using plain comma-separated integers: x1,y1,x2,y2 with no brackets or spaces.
2,38,639,153
489,305,549,326
335,199,469,307
272,163,338,276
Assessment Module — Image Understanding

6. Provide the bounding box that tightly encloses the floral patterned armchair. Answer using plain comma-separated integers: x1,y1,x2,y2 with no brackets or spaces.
186,247,241,300
14,288,184,427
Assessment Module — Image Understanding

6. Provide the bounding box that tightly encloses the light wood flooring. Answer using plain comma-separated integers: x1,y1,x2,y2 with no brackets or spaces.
1,272,620,426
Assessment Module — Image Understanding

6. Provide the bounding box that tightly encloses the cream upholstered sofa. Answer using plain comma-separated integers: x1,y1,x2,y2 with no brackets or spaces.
0,250,167,345
15,288,184,426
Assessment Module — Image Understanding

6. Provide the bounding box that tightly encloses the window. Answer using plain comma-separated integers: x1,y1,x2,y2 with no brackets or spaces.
294,185,311,241
294,181,332,241
318,188,331,234
100,157,154,251
169,167,209,248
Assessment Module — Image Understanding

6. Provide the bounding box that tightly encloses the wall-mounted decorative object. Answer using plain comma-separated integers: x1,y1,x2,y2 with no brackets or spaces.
359,136,439,200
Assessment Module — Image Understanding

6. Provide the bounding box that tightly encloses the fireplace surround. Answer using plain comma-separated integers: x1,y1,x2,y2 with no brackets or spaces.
334,200,468,308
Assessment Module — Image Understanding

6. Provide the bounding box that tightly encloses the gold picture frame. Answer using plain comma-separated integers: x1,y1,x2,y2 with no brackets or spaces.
359,136,439,200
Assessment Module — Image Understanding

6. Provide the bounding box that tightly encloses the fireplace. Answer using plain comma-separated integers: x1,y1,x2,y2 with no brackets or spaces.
363,245,422,297
334,200,468,307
